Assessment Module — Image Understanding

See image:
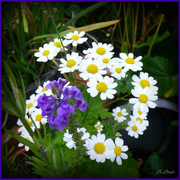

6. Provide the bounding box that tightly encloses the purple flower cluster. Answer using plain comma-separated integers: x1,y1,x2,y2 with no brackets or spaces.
37,78,88,131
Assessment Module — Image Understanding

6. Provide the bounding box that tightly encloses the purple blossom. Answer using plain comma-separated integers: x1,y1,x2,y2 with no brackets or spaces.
37,78,88,131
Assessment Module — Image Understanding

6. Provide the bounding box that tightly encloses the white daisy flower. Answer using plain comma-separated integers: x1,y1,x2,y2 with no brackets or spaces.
35,80,52,97
97,54,116,69
58,52,82,74
86,42,114,59
116,132,122,137
130,115,149,128
132,72,158,94
18,130,34,151
129,86,158,112
126,119,146,138
26,94,38,114
86,133,114,163
31,108,47,128
110,137,128,165
94,121,103,133
63,128,90,149
118,52,143,72
87,76,117,100
79,57,106,81
17,115,35,134
132,108,148,120
109,63,127,80
34,43,57,62
49,38,69,53
64,31,88,46
112,107,128,123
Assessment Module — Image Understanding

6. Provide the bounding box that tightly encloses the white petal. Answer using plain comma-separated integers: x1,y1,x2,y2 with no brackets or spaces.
116,156,122,165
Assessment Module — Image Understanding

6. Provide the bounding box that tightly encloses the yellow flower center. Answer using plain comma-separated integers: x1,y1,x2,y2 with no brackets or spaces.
114,146,122,156
140,79,150,88
36,114,42,121
139,94,148,103
67,59,76,67
125,58,135,64
87,64,98,74
27,103,33,109
42,88,48,92
94,142,105,154
115,68,122,74
117,112,123,117
138,110,142,115
96,82,108,93
136,117,142,123
54,41,62,48
26,118,32,126
25,137,30,141
96,125,101,130
42,50,50,56
71,35,79,41
132,125,138,131
96,47,106,55
103,58,109,63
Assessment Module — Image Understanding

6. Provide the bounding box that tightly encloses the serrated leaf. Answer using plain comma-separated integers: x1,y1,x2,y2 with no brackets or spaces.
142,56,173,96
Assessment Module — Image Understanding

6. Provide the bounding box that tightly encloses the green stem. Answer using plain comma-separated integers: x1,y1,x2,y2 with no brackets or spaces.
43,124,47,145
147,14,164,57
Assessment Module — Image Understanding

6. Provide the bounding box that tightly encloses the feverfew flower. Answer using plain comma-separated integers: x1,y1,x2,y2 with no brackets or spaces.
26,94,38,114
130,115,149,128
94,121,103,133
49,38,69,53
109,63,127,80
129,86,158,112
64,31,88,46
87,76,117,100
132,72,158,94
79,57,106,81
97,54,116,69
110,137,128,165
31,108,47,128
18,130,34,151
58,52,82,74
86,133,114,163
133,108,148,120
35,80,52,97
126,119,146,138
34,43,57,62
112,107,128,123
85,42,114,59
63,128,90,149
118,52,143,72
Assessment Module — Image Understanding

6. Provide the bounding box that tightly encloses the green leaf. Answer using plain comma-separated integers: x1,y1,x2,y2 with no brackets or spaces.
22,9,28,33
164,74,178,98
142,56,173,96
134,31,170,48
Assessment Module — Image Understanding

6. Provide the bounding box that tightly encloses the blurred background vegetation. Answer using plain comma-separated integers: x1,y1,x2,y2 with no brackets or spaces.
1,1,179,178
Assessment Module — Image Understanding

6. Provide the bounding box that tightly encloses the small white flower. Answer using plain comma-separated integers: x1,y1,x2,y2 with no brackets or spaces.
63,128,90,149
97,54,116,69
118,52,143,72
132,72,158,94
26,94,38,113
86,133,114,163
87,76,117,100
129,86,158,112
35,80,52,97
31,108,47,128
132,108,148,120
94,121,103,133
130,115,149,128
126,119,146,138
18,130,34,151
64,31,88,46
34,43,57,62
109,63,127,80
86,42,114,59
112,107,128,123
110,137,128,165
49,38,69,53
58,52,82,74
17,115,35,134
79,57,106,81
